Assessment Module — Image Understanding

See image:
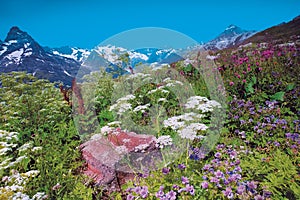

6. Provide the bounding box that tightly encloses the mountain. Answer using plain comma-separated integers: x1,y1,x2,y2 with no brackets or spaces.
243,15,300,44
44,46,90,63
83,45,183,77
204,25,256,50
0,27,80,86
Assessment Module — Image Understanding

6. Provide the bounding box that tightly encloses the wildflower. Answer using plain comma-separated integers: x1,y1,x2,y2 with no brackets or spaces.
178,123,207,140
140,186,148,198
162,167,170,175
247,181,257,190
101,126,112,135
178,163,186,170
214,152,222,158
185,184,195,195
210,177,219,183
31,146,42,152
222,187,233,199
214,170,224,178
156,187,165,198
17,142,32,151
237,184,246,194
181,176,189,185
201,181,209,189
133,104,150,112
254,195,264,200
203,164,211,171
155,135,172,148
166,190,177,200
52,183,61,191
127,194,135,200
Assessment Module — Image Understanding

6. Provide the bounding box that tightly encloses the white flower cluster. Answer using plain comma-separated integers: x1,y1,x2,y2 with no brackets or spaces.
163,112,204,130
155,135,173,149
184,96,221,113
0,130,47,200
1,170,47,200
0,131,18,141
115,145,128,154
17,142,33,152
125,73,151,80
100,126,113,135
109,94,135,114
133,103,150,112
162,77,184,87
163,104,216,140
178,123,208,140
134,143,150,153
147,88,169,95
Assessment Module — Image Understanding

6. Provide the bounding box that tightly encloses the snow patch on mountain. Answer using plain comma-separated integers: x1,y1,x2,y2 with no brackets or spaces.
51,47,90,63
6,48,24,63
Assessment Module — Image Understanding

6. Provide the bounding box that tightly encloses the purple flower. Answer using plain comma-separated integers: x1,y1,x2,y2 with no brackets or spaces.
181,176,189,185
263,190,272,198
273,141,280,146
222,187,233,198
223,179,230,185
185,184,195,195
216,144,225,150
201,181,209,189
254,195,264,200
166,190,177,200
237,185,246,194
215,152,222,158
214,170,224,178
133,187,141,194
155,190,164,198
235,166,242,172
247,181,257,190
235,159,241,165
127,194,135,200
210,177,219,183
139,186,148,198
172,184,179,190
178,163,186,170
203,164,211,171
229,151,237,159
162,167,170,175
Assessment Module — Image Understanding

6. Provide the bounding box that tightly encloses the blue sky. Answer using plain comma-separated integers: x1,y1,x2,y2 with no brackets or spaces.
1,0,299,49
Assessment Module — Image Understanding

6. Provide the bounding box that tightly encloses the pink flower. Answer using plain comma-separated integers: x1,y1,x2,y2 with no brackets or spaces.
242,79,246,83
229,81,234,86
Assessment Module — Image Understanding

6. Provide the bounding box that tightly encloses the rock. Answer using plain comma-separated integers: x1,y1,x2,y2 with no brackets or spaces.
80,128,159,191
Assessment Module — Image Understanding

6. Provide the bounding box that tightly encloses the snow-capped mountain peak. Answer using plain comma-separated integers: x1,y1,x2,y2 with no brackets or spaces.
203,25,256,50
0,26,81,86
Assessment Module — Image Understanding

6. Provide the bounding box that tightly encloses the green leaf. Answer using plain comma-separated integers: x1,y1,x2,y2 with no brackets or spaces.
270,91,285,101
251,76,257,84
245,82,254,94
286,83,295,91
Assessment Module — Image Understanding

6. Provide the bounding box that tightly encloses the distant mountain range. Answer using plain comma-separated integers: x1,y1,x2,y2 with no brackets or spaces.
1,16,299,85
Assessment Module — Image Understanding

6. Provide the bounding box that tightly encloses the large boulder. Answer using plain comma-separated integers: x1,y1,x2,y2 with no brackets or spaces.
80,128,160,191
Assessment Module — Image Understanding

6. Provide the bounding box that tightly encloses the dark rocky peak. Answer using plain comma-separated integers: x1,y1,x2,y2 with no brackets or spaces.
5,26,34,42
